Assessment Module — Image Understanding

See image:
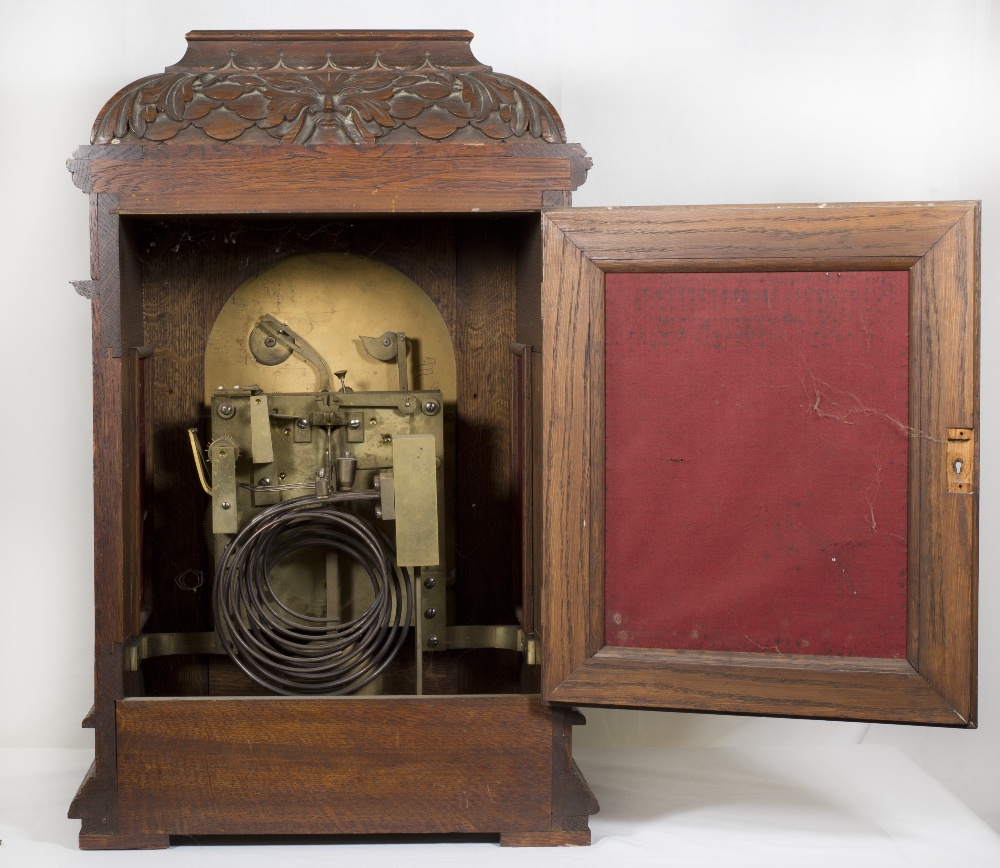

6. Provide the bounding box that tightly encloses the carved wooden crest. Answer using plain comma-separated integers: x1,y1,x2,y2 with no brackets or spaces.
93,37,567,146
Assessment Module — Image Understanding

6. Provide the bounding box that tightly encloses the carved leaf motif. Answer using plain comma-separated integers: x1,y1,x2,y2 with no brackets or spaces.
344,96,394,128
200,81,255,101
403,106,468,140
129,94,148,139
389,93,431,120
263,73,330,92
472,112,516,141
261,94,314,129
92,93,129,142
220,73,269,88
409,82,454,100
164,77,196,121
270,108,316,144
346,69,400,91
341,110,380,145
510,97,529,137
477,73,518,103
138,74,195,121
92,73,167,143
439,92,475,119
184,94,221,121
228,92,269,121
461,76,498,120
191,106,257,141
91,56,567,145
142,114,189,142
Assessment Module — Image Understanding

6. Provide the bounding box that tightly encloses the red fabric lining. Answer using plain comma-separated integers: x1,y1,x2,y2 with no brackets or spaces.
604,272,908,658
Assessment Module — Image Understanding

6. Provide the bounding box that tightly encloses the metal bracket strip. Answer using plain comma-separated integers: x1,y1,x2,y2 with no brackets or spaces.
124,631,224,672
446,625,540,666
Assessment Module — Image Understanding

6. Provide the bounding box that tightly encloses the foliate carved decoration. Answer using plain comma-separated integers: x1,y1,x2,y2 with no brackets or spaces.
93,52,566,146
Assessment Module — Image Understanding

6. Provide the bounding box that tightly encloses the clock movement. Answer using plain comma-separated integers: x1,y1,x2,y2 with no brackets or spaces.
67,30,979,849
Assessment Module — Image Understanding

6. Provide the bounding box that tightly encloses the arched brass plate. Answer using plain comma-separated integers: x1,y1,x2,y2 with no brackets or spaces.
204,252,456,407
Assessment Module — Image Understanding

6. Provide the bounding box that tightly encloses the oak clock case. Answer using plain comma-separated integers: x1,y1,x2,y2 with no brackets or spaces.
67,30,979,850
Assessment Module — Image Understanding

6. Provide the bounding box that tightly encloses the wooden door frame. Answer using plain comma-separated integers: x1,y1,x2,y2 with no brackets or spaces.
541,202,979,725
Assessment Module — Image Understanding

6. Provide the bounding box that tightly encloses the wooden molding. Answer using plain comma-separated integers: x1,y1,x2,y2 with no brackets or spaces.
92,30,567,147
541,202,980,725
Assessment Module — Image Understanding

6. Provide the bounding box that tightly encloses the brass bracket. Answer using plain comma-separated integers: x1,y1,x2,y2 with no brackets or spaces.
377,471,396,520
123,631,224,672
391,435,439,567
210,437,239,533
249,393,274,464
419,566,447,651
361,330,409,391
947,428,975,494
447,625,540,665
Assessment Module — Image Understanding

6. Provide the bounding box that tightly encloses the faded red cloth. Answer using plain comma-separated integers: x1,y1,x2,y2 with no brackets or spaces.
604,271,908,658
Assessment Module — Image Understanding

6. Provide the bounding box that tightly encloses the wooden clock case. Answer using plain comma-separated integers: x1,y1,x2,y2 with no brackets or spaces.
66,30,979,850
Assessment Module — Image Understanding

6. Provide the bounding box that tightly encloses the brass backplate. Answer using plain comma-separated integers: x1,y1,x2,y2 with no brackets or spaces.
203,253,457,653
204,253,456,405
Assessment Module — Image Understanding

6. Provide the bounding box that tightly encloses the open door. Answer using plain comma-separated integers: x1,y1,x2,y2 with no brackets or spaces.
541,202,978,725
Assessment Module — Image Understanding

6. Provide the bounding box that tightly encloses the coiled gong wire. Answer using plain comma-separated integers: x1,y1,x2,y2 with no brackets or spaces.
213,492,412,695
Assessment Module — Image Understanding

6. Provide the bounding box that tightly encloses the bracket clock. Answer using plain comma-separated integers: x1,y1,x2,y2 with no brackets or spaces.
67,30,979,849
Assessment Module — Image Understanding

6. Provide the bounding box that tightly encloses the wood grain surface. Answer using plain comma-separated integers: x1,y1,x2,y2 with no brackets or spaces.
70,144,587,216
116,696,585,839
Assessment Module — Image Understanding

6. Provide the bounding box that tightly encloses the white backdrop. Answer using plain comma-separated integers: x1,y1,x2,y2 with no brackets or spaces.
1,0,997,830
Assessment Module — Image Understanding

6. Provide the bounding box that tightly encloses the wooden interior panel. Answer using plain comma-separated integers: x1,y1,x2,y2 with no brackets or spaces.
132,215,532,697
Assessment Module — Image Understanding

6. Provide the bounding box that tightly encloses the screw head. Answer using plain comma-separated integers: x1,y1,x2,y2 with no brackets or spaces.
259,478,271,486
422,400,440,415
424,576,436,589
375,505,383,519
424,607,437,620
263,336,276,347
217,402,236,419
427,636,439,648
348,418,361,429
296,418,309,429
221,501,231,510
